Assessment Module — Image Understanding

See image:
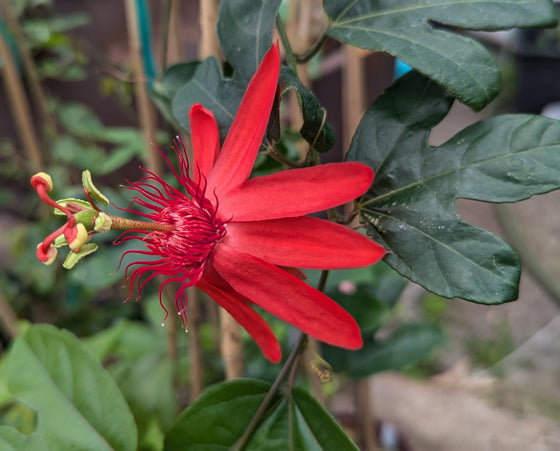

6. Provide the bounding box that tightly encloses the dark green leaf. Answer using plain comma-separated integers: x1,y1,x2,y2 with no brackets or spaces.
217,0,282,82
171,0,281,139
172,57,244,139
151,61,200,129
3,325,137,451
324,0,556,110
156,62,201,99
339,322,445,379
278,67,335,152
245,388,358,450
164,379,272,450
348,72,560,303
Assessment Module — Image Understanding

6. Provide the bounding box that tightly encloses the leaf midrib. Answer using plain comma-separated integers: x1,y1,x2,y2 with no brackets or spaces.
17,337,115,450
365,142,558,205
329,24,491,103
331,0,533,26
362,208,517,290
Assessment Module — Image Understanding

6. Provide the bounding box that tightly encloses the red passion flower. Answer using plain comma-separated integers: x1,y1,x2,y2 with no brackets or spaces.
118,45,385,362
34,44,386,363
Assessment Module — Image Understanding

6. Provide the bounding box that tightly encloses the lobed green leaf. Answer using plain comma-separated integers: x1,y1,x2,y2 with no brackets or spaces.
348,71,560,303
217,0,282,82
324,0,556,110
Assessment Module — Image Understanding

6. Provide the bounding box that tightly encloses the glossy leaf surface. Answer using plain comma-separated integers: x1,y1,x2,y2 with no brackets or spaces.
3,325,137,451
164,379,358,450
245,387,358,451
348,72,560,303
324,0,556,110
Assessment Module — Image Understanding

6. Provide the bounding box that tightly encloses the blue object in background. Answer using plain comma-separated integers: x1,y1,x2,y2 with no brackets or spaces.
136,0,156,86
394,59,412,79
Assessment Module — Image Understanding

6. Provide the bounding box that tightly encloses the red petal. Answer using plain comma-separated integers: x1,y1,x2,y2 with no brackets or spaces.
198,267,282,363
219,162,373,221
211,244,363,350
189,104,220,182
207,45,280,196
224,216,385,269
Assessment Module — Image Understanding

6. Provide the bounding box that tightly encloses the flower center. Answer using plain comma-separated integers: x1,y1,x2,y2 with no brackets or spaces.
153,199,226,282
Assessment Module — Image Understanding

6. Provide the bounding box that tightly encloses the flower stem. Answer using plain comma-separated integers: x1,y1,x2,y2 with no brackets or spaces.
233,269,330,450
295,33,327,64
275,15,298,74
109,215,174,232
232,332,308,451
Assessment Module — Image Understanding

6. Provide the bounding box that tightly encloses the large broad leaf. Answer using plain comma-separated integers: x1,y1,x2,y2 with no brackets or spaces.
150,61,200,129
164,379,272,450
172,57,245,139
171,0,281,139
172,0,332,153
347,72,560,303
164,379,357,450
0,426,48,451
217,0,282,82
244,387,358,451
324,0,556,111
2,325,137,451
83,318,178,449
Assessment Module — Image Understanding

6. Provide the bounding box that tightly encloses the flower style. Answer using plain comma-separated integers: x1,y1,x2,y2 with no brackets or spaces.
117,45,385,362
31,44,386,362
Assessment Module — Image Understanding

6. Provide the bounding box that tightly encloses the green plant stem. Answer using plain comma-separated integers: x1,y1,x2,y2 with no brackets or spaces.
233,269,330,450
232,332,308,451
296,33,327,63
275,15,298,73
266,144,304,169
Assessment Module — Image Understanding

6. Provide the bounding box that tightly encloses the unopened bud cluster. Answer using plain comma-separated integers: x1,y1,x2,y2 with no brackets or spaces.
31,170,112,269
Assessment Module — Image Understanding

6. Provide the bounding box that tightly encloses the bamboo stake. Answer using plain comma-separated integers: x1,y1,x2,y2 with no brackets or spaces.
123,0,160,174
198,0,244,379
199,0,221,61
342,45,368,153
0,22,42,173
0,2,57,134
0,290,18,340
